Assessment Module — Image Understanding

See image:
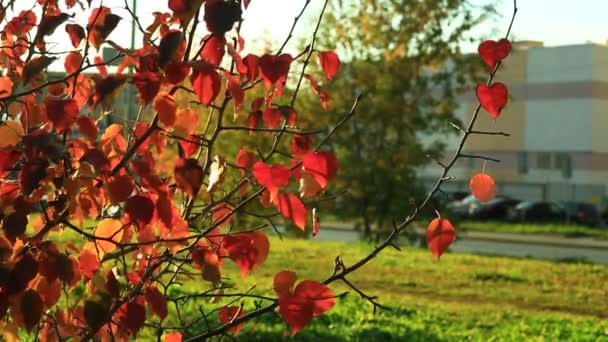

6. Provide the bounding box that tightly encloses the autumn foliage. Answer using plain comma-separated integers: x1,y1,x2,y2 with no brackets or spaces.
0,0,516,340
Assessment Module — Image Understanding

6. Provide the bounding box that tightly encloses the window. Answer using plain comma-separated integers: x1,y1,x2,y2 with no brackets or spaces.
518,152,528,174
555,153,572,178
537,152,551,169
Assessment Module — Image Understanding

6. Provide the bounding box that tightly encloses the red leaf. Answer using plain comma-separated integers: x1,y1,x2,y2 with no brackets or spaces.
125,195,155,228
276,193,307,231
247,110,261,133
476,82,508,119
293,280,335,316
191,61,221,106
478,38,512,69
87,6,121,49
275,275,335,335
302,151,338,189
426,218,456,259
278,294,314,335
262,107,282,129
235,146,255,176
165,61,191,85
223,231,269,278
318,51,340,80
78,249,99,279
155,95,177,127
45,97,79,132
178,135,200,157
204,0,241,35
75,116,98,142
469,173,496,202
169,0,204,27
145,286,168,321
21,289,43,332
106,175,134,205
94,56,109,78
240,54,259,82
133,72,162,104
225,72,244,111
117,301,146,335
218,306,246,335
174,158,204,197
291,134,312,157
19,159,48,196
273,270,296,297
105,270,120,298
304,73,330,109
252,161,290,201
259,54,293,89
201,34,226,67
65,23,85,48
211,202,234,226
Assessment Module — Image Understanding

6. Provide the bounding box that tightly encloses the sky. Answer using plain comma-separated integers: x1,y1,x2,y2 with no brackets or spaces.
8,0,608,57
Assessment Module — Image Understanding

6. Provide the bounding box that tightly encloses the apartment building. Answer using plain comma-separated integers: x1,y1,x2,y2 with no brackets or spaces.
425,41,608,203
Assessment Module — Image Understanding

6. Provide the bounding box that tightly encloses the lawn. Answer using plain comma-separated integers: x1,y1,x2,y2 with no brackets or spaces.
153,236,608,341
461,220,608,239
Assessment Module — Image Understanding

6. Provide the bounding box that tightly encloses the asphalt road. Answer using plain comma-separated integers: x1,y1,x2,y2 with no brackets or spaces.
308,226,608,265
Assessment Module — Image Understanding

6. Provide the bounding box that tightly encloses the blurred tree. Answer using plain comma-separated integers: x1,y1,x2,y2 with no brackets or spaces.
301,0,492,239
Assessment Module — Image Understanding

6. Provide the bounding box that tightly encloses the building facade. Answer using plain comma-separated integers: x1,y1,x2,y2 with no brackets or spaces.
424,41,608,204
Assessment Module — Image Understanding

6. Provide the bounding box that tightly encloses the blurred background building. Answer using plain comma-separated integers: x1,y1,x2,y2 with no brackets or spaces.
424,41,608,205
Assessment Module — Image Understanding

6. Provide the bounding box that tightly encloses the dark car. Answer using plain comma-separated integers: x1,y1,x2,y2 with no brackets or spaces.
446,194,480,218
469,197,521,221
558,202,601,227
507,201,567,223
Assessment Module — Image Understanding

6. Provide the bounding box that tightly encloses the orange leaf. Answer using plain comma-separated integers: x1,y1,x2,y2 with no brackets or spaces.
155,95,177,128
0,121,24,148
0,76,14,97
173,108,199,137
164,332,182,342
469,173,496,202
95,218,124,253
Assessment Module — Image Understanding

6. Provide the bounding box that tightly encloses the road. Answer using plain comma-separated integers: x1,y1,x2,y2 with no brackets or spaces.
306,225,608,265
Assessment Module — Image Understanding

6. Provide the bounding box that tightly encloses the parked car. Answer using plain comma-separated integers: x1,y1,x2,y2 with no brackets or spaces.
506,201,567,223
469,197,521,221
558,202,601,227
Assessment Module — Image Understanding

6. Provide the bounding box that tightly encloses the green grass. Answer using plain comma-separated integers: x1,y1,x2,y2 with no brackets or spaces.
461,221,608,239
155,237,608,341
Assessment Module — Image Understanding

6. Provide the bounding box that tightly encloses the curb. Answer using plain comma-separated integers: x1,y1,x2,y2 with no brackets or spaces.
321,222,608,250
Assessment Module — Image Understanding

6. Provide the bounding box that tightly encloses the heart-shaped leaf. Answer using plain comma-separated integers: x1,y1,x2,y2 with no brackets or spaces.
476,82,508,119
302,151,339,189
478,38,512,69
